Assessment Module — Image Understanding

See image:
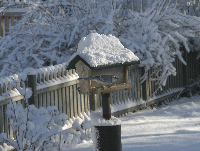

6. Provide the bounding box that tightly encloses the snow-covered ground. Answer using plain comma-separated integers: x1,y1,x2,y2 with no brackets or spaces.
67,95,200,151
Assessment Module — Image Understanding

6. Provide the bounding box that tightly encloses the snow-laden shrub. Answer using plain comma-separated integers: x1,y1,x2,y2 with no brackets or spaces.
0,102,67,151
0,102,93,151
59,115,92,150
72,116,92,141
0,71,92,150
0,143,14,151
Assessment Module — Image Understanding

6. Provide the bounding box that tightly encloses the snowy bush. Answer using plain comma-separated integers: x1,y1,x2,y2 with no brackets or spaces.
72,116,92,141
0,102,93,151
0,105,91,150
0,70,92,150
0,102,67,151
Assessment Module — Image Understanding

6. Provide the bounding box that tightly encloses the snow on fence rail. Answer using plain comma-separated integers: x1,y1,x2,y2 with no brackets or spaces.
34,64,90,119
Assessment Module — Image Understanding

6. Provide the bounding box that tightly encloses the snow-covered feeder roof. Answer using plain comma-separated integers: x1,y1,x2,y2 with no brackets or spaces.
67,33,140,70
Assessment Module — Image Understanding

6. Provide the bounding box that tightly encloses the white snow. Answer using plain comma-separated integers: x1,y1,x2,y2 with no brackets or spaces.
70,33,139,67
90,111,121,126
36,73,79,90
62,95,200,151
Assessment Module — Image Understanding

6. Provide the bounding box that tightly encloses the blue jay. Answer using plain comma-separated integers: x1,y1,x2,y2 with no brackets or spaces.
78,75,118,86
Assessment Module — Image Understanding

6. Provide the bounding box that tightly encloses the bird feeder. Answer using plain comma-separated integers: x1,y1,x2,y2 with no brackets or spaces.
67,55,139,94
67,33,140,95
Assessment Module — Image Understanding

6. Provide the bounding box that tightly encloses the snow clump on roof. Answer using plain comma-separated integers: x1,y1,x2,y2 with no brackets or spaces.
77,33,139,67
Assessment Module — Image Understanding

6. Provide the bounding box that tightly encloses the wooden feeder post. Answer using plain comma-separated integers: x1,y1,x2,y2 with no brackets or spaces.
67,58,140,151
102,93,111,120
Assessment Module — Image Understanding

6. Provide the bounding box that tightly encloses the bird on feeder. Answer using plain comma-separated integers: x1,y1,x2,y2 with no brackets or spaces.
78,75,118,86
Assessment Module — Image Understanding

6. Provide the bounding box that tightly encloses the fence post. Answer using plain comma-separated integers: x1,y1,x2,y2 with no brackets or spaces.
89,94,98,111
27,74,37,105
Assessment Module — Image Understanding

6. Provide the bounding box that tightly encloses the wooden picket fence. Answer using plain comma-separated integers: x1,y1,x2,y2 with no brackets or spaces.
95,50,200,117
0,50,199,138
0,64,90,138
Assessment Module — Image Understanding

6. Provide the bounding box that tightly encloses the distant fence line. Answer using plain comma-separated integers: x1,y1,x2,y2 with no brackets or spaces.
0,8,27,37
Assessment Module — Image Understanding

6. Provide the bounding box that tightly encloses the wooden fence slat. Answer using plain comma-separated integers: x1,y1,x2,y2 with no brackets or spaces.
114,93,117,105
128,70,132,101
49,70,53,80
9,118,13,139
37,94,41,108
135,69,138,100
141,68,147,101
61,67,64,77
54,90,58,108
66,86,70,118
58,88,62,112
53,69,57,79
125,90,129,102
45,71,49,82
119,91,123,104
116,91,120,104
122,91,125,103
81,94,85,114
46,92,50,107
130,69,135,101
73,85,77,118
77,91,81,116
42,93,46,108
69,85,74,118
114,92,117,105
84,95,88,114
137,69,140,100
0,17,3,37
0,106,3,133
148,70,151,97
50,90,54,106
62,87,66,114
3,83,6,93
57,68,60,78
